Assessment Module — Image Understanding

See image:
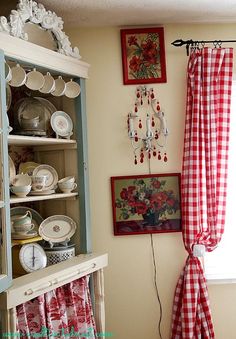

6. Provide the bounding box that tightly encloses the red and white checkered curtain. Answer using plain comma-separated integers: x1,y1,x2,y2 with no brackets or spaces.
171,47,233,338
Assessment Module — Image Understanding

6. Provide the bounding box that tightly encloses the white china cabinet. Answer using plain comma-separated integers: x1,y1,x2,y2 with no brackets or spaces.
0,1,107,337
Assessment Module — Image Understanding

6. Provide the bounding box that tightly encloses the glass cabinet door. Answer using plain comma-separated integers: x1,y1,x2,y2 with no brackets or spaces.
0,49,12,293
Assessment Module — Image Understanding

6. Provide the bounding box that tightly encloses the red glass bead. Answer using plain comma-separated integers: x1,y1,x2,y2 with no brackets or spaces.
156,105,160,111
139,120,142,129
153,147,157,157
135,136,138,142
155,132,159,140
140,157,144,163
134,156,137,165
164,153,168,162
137,92,140,98
158,152,162,160
135,105,138,113
152,117,155,127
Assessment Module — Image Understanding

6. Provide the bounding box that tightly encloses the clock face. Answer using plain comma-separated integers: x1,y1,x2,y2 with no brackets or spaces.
19,243,47,273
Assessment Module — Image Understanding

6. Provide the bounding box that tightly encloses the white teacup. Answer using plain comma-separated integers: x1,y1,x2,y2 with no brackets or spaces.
58,176,75,184
9,63,26,87
39,72,55,94
10,185,31,197
31,175,47,191
13,222,34,234
58,182,77,193
5,62,12,82
52,76,66,97
25,68,45,91
65,79,81,98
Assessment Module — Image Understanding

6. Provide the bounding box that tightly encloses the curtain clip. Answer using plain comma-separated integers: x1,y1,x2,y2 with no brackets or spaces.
193,244,205,257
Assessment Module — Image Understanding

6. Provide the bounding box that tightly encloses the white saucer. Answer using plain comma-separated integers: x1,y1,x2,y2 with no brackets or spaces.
29,189,55,196
11,230,38,239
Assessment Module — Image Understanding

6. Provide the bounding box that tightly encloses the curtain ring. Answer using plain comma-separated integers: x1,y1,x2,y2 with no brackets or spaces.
213,40,218,48
200,41,205,48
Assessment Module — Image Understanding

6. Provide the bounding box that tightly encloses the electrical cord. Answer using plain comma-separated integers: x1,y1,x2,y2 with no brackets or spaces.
148,158,163,339
150,233,163,339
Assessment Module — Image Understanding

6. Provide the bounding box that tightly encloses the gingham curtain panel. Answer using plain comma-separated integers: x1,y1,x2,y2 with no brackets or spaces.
171,47,233,339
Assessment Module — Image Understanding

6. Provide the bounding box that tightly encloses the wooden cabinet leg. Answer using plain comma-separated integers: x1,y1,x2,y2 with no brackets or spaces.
93,268,105,338
1,308,18,337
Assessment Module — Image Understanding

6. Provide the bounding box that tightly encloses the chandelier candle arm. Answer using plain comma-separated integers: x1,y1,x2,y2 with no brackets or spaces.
146,115,153,138
128,114,136,138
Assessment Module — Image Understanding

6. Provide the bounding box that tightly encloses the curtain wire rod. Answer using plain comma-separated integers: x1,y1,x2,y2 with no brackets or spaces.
171,39,236,56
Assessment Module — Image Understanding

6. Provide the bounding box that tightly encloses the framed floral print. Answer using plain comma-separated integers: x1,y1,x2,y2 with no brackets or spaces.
111,173,181,236
120,27,167,85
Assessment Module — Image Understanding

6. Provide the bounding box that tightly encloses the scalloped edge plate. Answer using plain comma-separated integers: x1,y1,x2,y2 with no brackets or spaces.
50,111,73,137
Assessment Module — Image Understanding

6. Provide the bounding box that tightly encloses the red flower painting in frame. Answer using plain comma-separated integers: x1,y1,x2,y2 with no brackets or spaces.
120,27,167,85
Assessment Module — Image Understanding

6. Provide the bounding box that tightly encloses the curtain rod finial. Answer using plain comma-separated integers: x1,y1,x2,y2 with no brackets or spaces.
171,39,185,46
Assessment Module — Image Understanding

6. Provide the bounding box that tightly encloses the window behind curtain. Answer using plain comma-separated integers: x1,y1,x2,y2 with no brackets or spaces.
205,81,236,282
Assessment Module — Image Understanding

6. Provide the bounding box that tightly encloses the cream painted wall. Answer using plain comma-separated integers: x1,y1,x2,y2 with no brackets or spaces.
68,24,236,339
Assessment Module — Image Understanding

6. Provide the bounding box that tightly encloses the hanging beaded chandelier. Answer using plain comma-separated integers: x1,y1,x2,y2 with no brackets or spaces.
127,86,169,165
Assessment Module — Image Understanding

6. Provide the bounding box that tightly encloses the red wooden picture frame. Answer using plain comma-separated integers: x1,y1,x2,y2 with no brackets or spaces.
120,27,167,85
111,173,181,236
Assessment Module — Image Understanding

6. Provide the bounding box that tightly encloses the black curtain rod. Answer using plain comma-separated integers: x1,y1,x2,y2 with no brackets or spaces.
171,39,236,56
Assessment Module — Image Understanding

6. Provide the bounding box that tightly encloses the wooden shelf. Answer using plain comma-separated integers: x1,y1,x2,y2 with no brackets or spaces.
10,192,78,204
8,135,77,146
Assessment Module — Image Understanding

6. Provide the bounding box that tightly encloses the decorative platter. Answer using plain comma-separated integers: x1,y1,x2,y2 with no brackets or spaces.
9,155,16,184
38,215,76,243
50,111,73,137
32,164,58,191
35,97,56,136
6,84,12,111
18,161,40,176
10,207,44,232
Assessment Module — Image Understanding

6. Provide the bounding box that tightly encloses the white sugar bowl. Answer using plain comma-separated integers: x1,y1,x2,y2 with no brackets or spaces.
12,174,31,187
10,185,31,197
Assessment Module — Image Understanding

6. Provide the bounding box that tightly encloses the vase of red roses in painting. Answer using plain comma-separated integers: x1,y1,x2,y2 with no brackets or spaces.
115,177,180,228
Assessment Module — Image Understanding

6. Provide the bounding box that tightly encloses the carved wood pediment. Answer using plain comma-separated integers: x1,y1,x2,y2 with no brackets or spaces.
0,0,81,59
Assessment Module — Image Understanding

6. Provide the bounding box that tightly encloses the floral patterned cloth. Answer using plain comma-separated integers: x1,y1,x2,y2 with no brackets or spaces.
16,276,97,339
